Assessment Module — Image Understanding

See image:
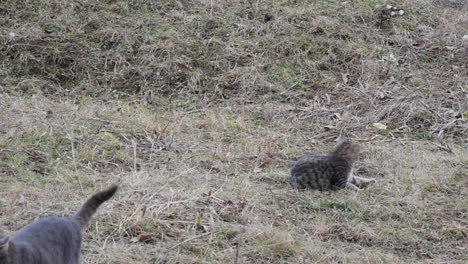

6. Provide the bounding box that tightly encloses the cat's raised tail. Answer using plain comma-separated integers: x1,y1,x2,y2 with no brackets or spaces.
74,185,118,228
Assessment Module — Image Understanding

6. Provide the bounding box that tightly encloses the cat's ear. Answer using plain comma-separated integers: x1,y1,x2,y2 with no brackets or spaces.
0,236,9,253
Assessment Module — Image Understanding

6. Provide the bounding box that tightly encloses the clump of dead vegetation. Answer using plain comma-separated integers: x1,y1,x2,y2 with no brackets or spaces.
0,0,467,263
1,0,466,141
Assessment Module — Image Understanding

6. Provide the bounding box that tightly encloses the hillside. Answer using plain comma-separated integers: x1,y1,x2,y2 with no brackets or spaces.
0,0,467,263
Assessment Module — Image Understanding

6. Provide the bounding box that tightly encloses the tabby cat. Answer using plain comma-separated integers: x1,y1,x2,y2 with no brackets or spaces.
289,140,376,190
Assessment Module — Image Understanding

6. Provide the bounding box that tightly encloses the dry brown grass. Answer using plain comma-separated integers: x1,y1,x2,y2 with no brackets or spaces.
1,0,467,139
1,0,467,263
1,95,467,263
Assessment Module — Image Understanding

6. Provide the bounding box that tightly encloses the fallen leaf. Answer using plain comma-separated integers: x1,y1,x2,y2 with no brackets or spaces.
340,112,352,122
341,73,349,84
257,156,274,168
372,122,387,130
131,233,154,243
176,62,193,72
412,40,425,50
199,160,221,173
323,125,337,131
462,35,468,43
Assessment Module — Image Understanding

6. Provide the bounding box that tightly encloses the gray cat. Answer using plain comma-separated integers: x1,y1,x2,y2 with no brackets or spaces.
289,139,376,190
0,185,118,264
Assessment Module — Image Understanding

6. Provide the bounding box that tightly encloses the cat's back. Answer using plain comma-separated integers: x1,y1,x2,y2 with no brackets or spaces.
292,154,329,167
290,154,350,190
12,217,81,264
14,217,81,240
292,154,347,172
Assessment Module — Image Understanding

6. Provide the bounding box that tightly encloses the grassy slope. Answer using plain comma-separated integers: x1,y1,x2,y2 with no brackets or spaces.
1,0,467,263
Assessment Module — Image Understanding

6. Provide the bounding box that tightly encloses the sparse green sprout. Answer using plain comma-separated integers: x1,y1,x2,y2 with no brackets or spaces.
219,226,238,240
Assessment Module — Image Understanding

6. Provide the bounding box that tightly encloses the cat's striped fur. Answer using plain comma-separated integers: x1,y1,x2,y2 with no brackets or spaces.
289,139,376,190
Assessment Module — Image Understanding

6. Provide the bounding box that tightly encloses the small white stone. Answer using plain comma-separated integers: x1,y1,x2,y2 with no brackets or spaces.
386,4,392,9
8,32,16,38
398,10,405,16
390,11,396,16
463,35,468,42
463,35,468,46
